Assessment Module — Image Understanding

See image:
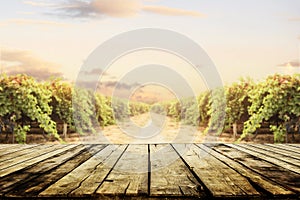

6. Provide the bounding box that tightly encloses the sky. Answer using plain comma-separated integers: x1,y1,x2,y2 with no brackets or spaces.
0,0,300,101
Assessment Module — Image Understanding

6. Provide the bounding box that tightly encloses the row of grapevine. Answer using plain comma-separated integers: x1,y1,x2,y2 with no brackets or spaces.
154,74,300,143
0,75,60,143
129,101,150,116
152,97,199,126
241,74,300,142
222,74,300,142
1,73,299,143
0,74,150,143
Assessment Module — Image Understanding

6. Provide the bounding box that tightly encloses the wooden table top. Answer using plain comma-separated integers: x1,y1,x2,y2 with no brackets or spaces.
0,143,299,199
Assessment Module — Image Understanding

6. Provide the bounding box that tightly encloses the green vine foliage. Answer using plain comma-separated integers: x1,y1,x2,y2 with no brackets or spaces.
205,87,227,135
151,103,167,115
0,74,60,143
111,98,131,121
129,102,150,116
241,74,300,142
95,94,115,127
0,74,157,143
225,78,253,131
167,100,181,121
48,79,73,128
198,91,211,126
1,73,299,144
151,98,199,126
72,87,96,134
181,97,200,126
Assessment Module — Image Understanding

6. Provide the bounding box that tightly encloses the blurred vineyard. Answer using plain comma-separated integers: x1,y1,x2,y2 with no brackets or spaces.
0,74,149,143
152,74,300,143
1,73,300,144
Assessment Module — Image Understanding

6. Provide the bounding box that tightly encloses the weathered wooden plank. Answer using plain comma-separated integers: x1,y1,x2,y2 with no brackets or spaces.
0,145,62,170
200,144,294,196
267,144,300,155
0,144,90,195
38,145,123,197
0,145,78,178
40,145,127,197
233,144,300,173
0,144,11,149
288,144,300,148
282,144,300,150
173,144,259,198
96,145,148,196
0,144,298,199
0,144,40,157
68,145,128,197
250,144,300,160
0,144,51,162
247,144,300,163
0,144,21,151
150,144,204,197
220,144,300,193
5,145,107,198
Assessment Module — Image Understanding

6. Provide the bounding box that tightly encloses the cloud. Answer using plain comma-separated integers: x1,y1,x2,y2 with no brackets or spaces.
24,0,204,19
288,17,300,21
95,80,142,97
1,48,63,80
0,19,68,27
77,80,140,91
101,81,140,90
143,5,204,17
23,0,56,7
278,60,300,67
76,80,99,89
78,80,175,102
82,68,108,76
35,0,142,18
90,0,142,18
130,84,176,103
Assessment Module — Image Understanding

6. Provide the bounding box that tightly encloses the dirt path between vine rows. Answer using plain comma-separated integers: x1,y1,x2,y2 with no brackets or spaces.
61,113,300,144
64,113,238,144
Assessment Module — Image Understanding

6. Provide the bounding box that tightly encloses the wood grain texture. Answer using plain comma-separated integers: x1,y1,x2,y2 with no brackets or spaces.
288,144,300,148
0,145,78,178
0,144,40,158
0,145,53,166
96,145,148,196
174,144,259,198
38,144,121,197
65,145,128,197
228,144,300,174
262,144,300,160
0,143,299,199
199,144,294,196
0,144,87,195
6,145,107,198
222,144,300,193
150,144,204,197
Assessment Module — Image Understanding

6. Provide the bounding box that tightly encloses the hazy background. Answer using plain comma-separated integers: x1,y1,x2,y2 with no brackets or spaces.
0,0,300,101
